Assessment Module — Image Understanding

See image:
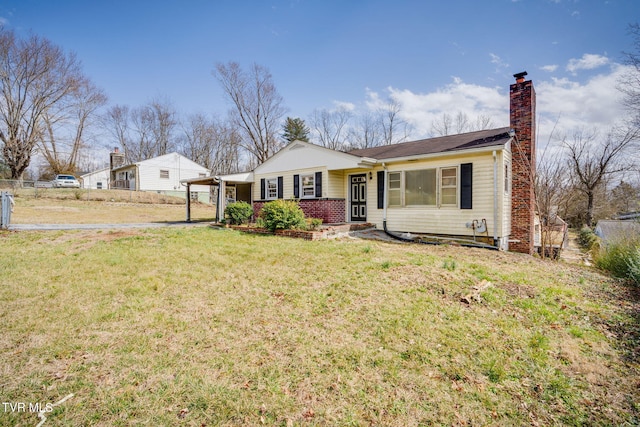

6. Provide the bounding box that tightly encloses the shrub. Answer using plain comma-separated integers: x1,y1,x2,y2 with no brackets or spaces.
626,247,640,286
306,218,323,231
259,199,306,232
224,201,254,225
578,226,598,249
595,236,640,286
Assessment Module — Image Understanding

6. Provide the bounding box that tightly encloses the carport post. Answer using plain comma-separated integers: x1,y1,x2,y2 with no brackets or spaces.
185,183,191,222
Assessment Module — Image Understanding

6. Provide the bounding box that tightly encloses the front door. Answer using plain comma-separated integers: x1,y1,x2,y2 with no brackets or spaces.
350,174,367,221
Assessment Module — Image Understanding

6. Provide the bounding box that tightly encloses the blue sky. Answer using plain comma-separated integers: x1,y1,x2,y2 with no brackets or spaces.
1,0,638,155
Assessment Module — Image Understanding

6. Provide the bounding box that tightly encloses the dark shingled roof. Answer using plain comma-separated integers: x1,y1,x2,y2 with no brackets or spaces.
348,127,511,160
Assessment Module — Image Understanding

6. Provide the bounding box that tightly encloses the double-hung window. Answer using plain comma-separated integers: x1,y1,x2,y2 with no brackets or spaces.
266,178,278,199
440,167,458,206
301,174,315,197
388,172,402,206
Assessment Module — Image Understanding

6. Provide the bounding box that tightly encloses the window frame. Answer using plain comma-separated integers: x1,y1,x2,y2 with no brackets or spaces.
300,173,315,198
386,166,461,208
387,171,402,207
405,168,437,206
266,178,278,199
439,166,458,207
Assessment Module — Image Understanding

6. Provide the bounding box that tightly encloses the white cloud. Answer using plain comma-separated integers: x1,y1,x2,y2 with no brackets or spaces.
355,65,630,154
490,53,509,71
382,77,507,137
536,64,629,146
331,100,355,112
566,53,609,74
541,64,558,72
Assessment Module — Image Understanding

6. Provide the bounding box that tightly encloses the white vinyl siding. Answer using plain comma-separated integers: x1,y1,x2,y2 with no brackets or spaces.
365,149,510,239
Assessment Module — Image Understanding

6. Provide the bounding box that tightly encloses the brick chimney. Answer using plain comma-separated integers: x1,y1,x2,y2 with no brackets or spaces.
110,147,125,171
509,71,536,254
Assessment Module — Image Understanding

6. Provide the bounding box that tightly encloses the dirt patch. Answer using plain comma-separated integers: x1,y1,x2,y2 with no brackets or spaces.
500,282,539,299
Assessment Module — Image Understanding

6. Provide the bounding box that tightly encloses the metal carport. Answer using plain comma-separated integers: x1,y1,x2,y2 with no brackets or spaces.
180,176,219,222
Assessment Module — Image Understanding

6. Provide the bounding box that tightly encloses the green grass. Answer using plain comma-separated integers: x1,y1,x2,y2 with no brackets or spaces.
0,227,638,426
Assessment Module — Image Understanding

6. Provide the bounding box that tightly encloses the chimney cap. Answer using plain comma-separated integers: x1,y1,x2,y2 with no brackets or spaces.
513,71,528,82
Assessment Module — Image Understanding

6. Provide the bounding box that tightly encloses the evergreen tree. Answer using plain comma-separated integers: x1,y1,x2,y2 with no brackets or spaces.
282,117,310,143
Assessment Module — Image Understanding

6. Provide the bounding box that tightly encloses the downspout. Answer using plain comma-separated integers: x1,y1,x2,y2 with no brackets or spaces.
382,163,388,230
493,150,498,247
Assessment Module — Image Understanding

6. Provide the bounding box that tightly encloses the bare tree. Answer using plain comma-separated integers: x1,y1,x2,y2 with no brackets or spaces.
379,99,411,145
0,28,85,179
213,62,287,164
620,23,640,126
430,111,494,137
534,140,573,258
347,112,381,150
103,99,177,163
310,107,352,150
103,104,131,153
38,80,107,175
149,98,177,156
179,113,241,175
564,124,639,227
128,105,156,162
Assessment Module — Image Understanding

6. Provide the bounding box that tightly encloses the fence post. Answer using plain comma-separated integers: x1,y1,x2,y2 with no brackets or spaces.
1,191,14,229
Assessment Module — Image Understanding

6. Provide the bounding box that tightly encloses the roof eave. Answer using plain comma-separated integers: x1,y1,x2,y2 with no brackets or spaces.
374,142,510,164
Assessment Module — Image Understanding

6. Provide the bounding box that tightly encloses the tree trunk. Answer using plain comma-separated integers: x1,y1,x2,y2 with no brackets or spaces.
586,191,595,227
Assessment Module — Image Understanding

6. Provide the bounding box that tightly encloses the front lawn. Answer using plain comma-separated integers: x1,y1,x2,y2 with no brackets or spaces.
0,227,638,425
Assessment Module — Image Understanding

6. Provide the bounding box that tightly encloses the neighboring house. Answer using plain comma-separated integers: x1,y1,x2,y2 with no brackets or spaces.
217,72,537,254
109,151,212,203
595,220,640,246
81,167,110,190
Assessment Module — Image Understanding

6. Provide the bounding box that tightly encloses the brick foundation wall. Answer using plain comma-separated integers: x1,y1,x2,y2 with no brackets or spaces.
510,73,536,255
253,199,346,224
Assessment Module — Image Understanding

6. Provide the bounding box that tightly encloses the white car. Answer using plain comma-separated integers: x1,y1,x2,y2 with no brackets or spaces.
52,174,81,188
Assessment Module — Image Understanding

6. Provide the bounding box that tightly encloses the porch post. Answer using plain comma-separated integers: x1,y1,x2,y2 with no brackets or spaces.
186,183,191,222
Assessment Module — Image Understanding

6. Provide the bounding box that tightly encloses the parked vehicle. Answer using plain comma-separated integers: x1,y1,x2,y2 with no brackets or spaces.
52,175,81,188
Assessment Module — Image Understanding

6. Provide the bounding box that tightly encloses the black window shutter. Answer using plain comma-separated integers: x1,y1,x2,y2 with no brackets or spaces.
260,178,265,200
460,163,472,209
315,171,322,198
377,170,385,209
293,174,299,198
277,176,283,199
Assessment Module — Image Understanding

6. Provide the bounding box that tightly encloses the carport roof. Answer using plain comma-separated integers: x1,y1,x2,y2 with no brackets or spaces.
180,176,219,186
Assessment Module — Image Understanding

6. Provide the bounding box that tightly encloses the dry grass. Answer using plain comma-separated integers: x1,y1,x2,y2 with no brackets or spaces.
10,189,215,224
1,222,639,426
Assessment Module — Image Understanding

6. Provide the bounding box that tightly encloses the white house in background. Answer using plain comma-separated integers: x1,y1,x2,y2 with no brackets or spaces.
81,167,110,190
109,151,212,203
